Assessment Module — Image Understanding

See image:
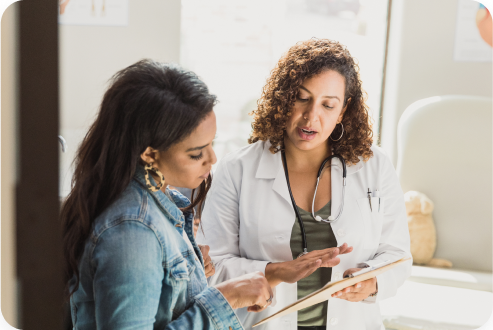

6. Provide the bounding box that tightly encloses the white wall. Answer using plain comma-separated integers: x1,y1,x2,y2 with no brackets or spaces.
59,0,181,196
1,2,19,327
381,0,492,164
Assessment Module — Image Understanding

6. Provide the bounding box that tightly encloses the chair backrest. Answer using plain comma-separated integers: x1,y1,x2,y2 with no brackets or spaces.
397,95,492,272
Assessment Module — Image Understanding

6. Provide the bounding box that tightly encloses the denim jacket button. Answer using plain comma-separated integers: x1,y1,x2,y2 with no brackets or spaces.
175,223,182,228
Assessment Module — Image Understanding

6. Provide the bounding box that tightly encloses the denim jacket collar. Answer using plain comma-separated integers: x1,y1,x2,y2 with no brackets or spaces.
133,165,187,227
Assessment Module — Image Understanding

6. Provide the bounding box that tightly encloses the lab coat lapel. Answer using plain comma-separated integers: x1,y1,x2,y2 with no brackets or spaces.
272,166,291,206
331,157,343,220
255,141,292,206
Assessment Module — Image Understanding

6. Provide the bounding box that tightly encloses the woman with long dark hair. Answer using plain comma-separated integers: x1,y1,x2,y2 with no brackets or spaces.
61,59,273,329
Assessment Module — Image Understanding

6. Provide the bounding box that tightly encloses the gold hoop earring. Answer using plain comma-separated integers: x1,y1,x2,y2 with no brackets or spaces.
330,122,344,141
144,162,165,192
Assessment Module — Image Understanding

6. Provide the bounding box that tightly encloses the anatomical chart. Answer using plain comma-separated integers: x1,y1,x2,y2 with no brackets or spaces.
454,0,492,62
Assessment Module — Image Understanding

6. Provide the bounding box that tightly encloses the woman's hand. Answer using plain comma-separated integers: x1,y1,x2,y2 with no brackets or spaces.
331,267,377,302
215,272,274,312
198,244,215,278
265,243,353,288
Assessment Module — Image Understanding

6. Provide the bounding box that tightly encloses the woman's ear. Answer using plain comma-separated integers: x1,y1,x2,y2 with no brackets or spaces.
140,147,159,164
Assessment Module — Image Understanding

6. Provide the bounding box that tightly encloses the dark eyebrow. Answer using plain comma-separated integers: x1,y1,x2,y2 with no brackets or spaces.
186,144,209,152
299,85,340,101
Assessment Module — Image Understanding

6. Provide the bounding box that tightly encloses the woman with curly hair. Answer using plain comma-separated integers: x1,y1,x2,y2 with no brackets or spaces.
197,39,411,330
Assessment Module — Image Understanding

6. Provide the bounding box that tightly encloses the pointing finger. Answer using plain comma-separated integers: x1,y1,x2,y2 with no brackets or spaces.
338,243,353,255
308,247,339,259
341,246,353,255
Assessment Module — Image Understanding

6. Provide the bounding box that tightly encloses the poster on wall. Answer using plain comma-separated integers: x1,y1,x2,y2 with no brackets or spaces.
59,0,129,26
453,0,492,62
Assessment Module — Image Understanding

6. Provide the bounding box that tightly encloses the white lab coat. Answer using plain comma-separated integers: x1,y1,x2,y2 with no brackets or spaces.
197,140,412,330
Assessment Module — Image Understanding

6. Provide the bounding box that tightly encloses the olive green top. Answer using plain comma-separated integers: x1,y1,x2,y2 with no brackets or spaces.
290,201,337,327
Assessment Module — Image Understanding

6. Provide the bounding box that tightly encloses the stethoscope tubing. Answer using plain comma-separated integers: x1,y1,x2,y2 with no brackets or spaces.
281,151,308,255
311,176,346,223
311,155,346,223
281,150,347,258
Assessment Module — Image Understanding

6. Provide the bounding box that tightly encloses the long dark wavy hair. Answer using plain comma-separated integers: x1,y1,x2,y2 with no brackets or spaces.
61,59,216,295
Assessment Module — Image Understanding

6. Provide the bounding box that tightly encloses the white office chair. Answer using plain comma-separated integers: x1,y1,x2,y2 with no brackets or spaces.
397,95,492,274
381,95,493,330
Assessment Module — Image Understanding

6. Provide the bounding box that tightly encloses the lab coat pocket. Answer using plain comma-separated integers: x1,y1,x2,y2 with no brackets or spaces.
356,197,384,252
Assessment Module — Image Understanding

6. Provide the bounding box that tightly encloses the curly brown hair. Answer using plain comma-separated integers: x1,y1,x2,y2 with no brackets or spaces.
248,38,373,164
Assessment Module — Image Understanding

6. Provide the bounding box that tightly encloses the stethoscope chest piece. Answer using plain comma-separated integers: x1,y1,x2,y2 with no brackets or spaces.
297,251,309,258
315,215,336,222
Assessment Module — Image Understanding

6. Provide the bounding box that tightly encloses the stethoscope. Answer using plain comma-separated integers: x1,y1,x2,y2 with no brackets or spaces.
281,150,347,258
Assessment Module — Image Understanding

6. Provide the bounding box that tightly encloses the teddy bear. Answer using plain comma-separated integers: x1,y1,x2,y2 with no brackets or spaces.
404,191,453,268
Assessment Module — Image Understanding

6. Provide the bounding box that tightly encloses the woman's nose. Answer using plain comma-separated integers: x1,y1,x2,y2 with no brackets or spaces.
211,149,217,165
303,102,318,123
205,146,217,166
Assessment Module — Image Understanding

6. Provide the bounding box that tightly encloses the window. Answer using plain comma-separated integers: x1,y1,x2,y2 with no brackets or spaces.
181,0,390,160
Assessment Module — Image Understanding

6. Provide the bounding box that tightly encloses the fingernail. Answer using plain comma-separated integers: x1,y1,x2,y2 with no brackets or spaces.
356,283,361,288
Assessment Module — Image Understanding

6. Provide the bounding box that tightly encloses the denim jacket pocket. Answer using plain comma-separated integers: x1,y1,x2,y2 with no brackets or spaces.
168,257,193,319
170,258,191,281
185,252,205,299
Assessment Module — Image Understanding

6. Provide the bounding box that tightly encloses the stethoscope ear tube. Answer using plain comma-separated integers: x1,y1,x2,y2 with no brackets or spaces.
317,155,346,177
281,151,347,258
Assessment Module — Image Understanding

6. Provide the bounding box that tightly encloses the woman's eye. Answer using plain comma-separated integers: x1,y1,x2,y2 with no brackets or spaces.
297,95,309,102
190,152,203,161
323,104,334,109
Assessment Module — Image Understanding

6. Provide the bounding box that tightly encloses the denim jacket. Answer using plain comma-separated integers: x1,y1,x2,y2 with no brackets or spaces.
70,166,243,330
